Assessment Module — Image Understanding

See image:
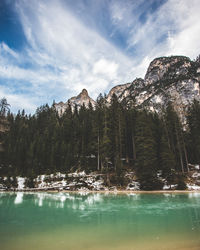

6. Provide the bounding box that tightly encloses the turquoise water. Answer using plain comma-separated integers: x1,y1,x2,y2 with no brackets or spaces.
0,192,200,250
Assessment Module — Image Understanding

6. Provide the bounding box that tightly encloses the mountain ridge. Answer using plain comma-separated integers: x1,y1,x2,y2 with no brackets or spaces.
54,55,200,118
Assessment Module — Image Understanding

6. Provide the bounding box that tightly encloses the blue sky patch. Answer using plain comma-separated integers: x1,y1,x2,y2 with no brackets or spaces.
0,0,199,113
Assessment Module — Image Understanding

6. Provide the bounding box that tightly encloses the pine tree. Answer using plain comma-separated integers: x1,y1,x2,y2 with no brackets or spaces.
135,111,163,190
187,100,200,165
109,94,126,171
0,98,10,117
163,103,187,172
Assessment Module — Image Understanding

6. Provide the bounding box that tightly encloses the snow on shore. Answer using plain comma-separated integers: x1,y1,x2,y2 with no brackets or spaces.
187,184,200,190
17,177,25,190
1,170,200,192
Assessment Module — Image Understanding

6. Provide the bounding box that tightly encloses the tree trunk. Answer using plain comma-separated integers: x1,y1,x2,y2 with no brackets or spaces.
181,130,189,172
97,133,100,171
175,125,184,173
132,133,136,160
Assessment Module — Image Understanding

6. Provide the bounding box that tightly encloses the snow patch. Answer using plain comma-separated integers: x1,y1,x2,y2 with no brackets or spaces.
17,177,25,190
187,184,200,191
68,171,86,177
192,172,200,178
163,184,177,190
126,181,140,191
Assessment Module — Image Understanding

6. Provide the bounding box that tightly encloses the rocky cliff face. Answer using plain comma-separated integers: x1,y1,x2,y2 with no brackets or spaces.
106,83,132,103
55,55,200,118
110,56,200,121
54,89,96,115
69,89,96,109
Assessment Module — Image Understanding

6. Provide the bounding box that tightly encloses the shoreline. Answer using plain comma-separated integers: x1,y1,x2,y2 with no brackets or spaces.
1,189,200,194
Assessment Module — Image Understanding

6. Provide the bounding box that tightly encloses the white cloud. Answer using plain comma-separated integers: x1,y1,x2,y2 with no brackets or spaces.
164,0,200,59
109,0,200,70
93,59,119,79
0,87,37,114
0,0,136,113
109,0,147,28
0,42,19,59
0,0,200,113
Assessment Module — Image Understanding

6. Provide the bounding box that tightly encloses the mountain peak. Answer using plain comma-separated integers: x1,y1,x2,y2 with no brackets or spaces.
54,88,96,115
77,89,89,98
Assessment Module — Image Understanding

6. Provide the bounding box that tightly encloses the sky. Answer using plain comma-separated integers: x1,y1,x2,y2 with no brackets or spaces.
0,0,200,114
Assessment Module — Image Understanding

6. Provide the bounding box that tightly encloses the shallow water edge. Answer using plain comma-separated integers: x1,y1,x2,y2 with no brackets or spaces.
1,190,200,194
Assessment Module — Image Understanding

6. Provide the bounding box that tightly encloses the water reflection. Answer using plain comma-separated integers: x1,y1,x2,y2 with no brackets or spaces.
0,192,200,250
31,192,104,210
6,192,200,214
14,192,24,204
1,192,200,223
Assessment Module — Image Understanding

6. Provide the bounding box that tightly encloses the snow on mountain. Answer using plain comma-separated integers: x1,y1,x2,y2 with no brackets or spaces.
54,55,200,118
54,89,96,115
109,56,200,121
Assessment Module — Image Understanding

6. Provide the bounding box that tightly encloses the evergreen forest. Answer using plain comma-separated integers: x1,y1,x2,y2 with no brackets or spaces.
0,95,200,190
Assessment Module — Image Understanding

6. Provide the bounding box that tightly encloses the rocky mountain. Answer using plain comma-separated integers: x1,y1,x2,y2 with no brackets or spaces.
106,82,132,103
115,56,200,119
55,55,200,118
54,88,96,115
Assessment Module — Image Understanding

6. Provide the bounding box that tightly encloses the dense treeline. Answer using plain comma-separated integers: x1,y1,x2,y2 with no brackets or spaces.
0,95,200,190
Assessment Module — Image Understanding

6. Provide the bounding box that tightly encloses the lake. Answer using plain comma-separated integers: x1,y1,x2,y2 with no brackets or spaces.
0,192,200,250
